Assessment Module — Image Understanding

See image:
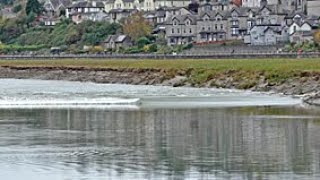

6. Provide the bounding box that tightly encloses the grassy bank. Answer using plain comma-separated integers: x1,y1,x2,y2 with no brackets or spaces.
0,58,320,88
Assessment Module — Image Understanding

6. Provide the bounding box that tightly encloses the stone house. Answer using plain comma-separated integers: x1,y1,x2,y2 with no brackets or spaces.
66,1,105,18
42,16,60,26
307,0,320,16
109,9,138,23
44,0,71,16
249,25,283,45
164,14,197,45
71,11,110,24
104,0,191,12
242,0,306,12
103,35,133,50
197,10,228,42
226,7,255,40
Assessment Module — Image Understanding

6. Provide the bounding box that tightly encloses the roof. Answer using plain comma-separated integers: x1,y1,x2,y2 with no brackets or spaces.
164,14,197,25
285,11,308,19
109,8,137,13
104,35,130,43
44,0,71,11
227,7,259,17
251,25,281,34
198,10,229,20
68,1,104,8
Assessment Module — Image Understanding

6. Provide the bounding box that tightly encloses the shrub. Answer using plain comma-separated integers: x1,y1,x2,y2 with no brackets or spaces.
13,4,22,13
136,36,150,49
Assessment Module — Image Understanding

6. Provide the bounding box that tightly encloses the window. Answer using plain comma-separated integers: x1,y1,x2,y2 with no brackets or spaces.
247,21,252,28
172,29,174,33
189,28,192,33
173,20,177,26
220,24,223,30
232,20,239,26
177,28,180,33
215,24,217,30
232,28,239,35
201,34,206,39
208,27,211,31
184,29,186,33
202,26,205,31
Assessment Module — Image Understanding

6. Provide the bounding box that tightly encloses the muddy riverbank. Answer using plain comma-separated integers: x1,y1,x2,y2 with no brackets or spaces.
0,66,319,105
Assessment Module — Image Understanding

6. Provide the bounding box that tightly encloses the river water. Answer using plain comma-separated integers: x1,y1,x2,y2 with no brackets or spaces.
1,79,320,179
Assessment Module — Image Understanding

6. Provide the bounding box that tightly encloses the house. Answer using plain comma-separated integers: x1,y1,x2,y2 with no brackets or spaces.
307,0,320,16
103,35,133,50
42,16,60,26
71,11,110,24
164,14,197,45
104,0,192,12
66,1,105,18
242,0,306,12
104,0,140,12
43,0,72,16
288,21,312,35
109,9,138,23
249,25,285,45
226,7,255,40
196,10,228,43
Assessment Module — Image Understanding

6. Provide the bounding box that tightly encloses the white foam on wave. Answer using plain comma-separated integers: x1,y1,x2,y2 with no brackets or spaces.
0,97,141,109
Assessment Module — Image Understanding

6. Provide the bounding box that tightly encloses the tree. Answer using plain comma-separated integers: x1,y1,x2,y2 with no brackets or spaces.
122,12,152,42
25,0,43,15
314,30,320,44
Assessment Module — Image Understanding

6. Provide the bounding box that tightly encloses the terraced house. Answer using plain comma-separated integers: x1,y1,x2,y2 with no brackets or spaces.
65,1,106,23
161,0,318,45
104,0,191,12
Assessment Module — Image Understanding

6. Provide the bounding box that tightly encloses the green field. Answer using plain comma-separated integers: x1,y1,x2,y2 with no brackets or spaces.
0,58,319,86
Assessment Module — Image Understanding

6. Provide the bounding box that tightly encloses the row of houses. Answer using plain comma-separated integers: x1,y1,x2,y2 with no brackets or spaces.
155,3,319,45
40,0,319,47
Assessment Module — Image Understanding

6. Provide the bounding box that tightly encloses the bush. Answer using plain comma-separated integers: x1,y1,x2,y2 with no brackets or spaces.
136,37,150,49
0,44,45,53
13,4,22,13
125,47,142,54
89,46,104,54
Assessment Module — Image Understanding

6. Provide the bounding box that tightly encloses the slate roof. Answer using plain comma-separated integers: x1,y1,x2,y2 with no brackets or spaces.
198,10,229,20
164,14,197,25
45,0,72,11
69,1,105,8
104,35,129,43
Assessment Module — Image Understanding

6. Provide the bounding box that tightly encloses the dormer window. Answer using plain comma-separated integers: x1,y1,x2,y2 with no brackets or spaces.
185,19,191,25
173,19,178,26
231,11,238,17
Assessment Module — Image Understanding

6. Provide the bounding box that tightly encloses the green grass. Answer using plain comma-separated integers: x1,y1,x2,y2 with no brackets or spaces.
1,58,320,86
0,58,319,71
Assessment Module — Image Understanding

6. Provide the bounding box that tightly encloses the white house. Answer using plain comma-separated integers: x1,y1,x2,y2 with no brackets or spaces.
66,1,105,18
288,21,312,35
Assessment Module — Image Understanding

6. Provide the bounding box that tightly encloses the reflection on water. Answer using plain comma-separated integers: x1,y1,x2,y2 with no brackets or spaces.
1,107,320,179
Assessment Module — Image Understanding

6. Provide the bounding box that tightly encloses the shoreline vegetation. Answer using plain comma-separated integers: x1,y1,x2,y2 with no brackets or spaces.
0,58,320,105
